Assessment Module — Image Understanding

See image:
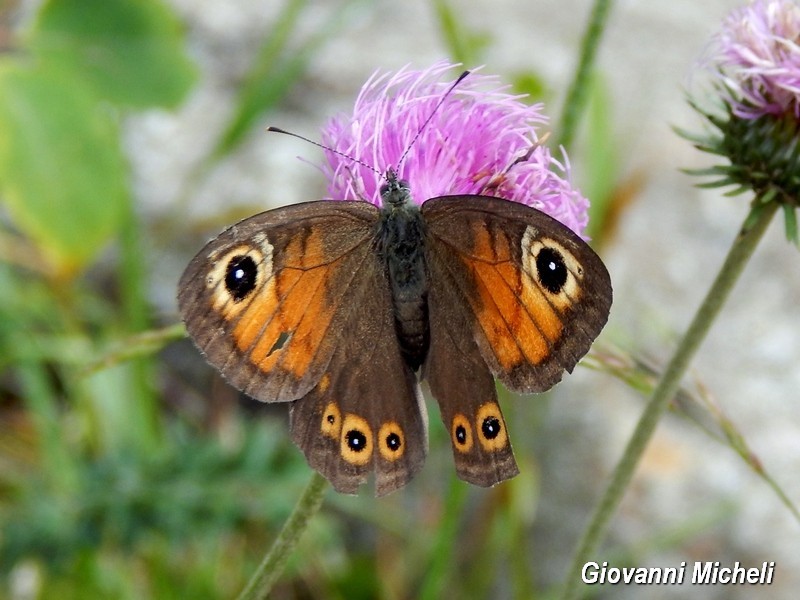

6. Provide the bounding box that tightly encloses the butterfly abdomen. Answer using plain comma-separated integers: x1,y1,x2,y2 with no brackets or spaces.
376,205,430,371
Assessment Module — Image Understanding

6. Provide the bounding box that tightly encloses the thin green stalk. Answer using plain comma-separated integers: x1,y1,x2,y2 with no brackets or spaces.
237,471,329,600
418,476,469,600
80,323,187,376
556,0,614,150
433,0,483,66
559,200,778,600
18,363,79,492
117,199,162,452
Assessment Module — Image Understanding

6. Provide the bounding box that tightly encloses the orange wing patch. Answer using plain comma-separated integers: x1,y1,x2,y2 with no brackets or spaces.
232,227,336,376
282,226,327,268
462,220,565,369
472,216,512,263
235,264,337,378
229,269,287,354
469,261,550,367
201,229,355,380
496,261,564,343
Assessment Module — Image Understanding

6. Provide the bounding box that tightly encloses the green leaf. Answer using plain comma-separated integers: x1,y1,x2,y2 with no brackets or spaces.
0,65,129,277
30,0,196,109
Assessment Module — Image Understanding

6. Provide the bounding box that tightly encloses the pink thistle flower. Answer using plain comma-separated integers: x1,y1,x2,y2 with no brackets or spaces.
712,0,800,119
320,62,590,236
685,1,800,243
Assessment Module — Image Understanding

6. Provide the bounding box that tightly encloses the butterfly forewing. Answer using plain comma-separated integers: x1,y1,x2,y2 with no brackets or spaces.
179,199,430,495
177,201,380,402
422,195,612,393
424,264,520,486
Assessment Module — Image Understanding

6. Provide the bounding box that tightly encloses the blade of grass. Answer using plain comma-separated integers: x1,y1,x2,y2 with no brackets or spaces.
117,197,162,452
696,381,800,523
556,0,614,150
432,0,490,66
214,0,370,159
212,0,309,158
80,323,187,377
417,476,469,600
17,363,78,492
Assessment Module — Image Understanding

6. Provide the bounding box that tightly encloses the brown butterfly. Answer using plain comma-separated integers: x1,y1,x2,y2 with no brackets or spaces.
177,170,612,496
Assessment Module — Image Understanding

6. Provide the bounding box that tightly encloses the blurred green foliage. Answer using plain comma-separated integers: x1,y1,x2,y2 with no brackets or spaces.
213,0,361,159
0,0,195,278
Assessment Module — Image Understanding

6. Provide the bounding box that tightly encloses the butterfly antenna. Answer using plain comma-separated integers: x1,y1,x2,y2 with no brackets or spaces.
395,70,470,174
269,69,470,185
266,126,383,178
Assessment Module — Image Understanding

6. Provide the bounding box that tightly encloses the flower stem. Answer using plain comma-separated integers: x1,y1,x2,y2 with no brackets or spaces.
237,471,329,600
556,0,614,150
559,200,778,600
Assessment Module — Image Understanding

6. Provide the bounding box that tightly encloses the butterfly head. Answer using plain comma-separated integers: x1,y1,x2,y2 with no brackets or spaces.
380,168,412,209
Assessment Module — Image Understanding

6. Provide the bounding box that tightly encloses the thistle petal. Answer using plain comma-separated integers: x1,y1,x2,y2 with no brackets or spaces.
712,0,800,119
319,61,590,236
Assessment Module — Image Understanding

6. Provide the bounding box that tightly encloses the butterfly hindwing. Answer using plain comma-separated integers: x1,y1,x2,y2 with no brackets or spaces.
424,260,519,486
289,249,428,496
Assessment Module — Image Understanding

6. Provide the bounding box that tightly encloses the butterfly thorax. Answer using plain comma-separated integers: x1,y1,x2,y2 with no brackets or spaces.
375,173,430,371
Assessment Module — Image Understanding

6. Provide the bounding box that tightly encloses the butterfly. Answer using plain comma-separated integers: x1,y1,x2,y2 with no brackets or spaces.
177,169,612,496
